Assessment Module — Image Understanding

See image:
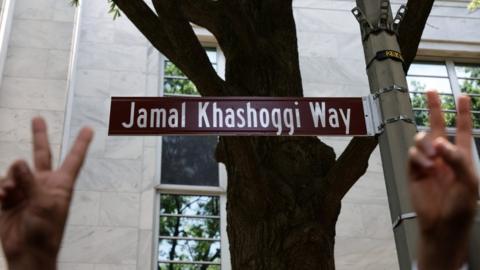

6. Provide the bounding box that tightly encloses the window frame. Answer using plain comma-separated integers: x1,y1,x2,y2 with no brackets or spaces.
153,46,231,270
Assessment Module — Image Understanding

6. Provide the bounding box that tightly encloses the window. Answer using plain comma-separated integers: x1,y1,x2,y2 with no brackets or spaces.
407,60,480,170
407,61,480,129
156,47,230,270
158,194,221,270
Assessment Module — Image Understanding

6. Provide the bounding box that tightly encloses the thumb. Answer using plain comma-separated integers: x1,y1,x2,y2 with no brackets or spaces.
11,160,35,197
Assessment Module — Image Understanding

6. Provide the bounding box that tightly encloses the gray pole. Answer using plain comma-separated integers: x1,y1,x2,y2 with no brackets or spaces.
352,0,418,269
353,1,480,269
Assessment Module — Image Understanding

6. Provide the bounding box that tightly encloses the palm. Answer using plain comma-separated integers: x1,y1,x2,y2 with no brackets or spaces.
408,91,478,234
0,118,93,263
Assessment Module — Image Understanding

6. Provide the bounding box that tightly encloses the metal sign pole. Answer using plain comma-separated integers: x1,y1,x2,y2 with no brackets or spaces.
352,1,418,269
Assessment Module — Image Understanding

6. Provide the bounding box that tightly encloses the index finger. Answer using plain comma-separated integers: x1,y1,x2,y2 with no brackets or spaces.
60,127,94,182
426,90,446,139
455,95,472,156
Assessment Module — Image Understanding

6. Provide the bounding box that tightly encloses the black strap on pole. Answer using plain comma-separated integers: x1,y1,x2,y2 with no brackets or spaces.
366,50,406,70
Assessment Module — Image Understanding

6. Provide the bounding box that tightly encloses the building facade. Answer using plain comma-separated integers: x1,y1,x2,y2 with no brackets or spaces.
0,0,478,269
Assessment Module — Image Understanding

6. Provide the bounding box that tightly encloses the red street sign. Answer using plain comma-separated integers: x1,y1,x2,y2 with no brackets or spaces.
108,97,374,136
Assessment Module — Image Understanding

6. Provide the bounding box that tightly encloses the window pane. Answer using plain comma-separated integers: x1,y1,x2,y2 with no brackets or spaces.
455,65,480,79
407,77,452,94
205,48,217,65
412,110,456,128
408,62,448,77
158,263,220,270
473,113,480,129
164,78,199,95
459,79,480,94
410,92,456,127
158,239,221,263
161,136,219,186
160,216,220,239
160,195,220,216
158,195,222,269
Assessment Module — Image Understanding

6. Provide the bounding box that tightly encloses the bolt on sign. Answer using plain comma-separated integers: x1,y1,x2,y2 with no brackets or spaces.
108,97,377,136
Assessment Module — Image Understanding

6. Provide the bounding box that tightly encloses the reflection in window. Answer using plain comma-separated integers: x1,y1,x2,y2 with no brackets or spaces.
407,62,456,127
158,195,221,270
457,64,480,129
161,136,219,187
163,47,217,96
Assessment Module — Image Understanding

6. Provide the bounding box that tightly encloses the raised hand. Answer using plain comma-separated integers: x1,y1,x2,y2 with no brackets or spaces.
0,118,93,269
408,91,478,270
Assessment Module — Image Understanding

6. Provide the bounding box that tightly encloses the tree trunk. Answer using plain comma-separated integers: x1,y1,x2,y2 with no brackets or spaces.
212,4,346,269
218,136,340,269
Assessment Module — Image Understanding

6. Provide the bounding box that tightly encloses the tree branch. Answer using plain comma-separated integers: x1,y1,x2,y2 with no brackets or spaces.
178,0,224,39
398,0,435,71
323,137,378,203
112,0,225,96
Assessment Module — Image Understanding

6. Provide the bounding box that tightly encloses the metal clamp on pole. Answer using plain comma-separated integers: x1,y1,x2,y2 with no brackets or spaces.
352,3,408,40
377,115,415,134
352,7,373,41
392,5,407,34
373,85,408,99
393,212,417,230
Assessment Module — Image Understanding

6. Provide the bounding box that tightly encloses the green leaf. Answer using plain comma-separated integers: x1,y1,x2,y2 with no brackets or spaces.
468,0,480,11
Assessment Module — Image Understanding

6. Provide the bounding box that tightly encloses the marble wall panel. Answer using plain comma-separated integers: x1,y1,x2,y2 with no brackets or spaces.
136,230,153,270
0,108,64,143
70,96,110,128
113,16,148,46
14,0,56,20
4,47,49,78
68,191,101,226
109,71,147,96
335,236,398,269
361,204,394,240
99,192,140,227
299,56,369,85
294,9,359,34
58,263,94,270
336,203,366,238
95,264,136,270
76,158,142,192
75,69,110,98
104,137,144,160
139,190,155,230
81,0,113,19
80,17,115,44
10,19,73,50
59,226,138,264
46,49,71,80
141,146,157,191
0,77,67,111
